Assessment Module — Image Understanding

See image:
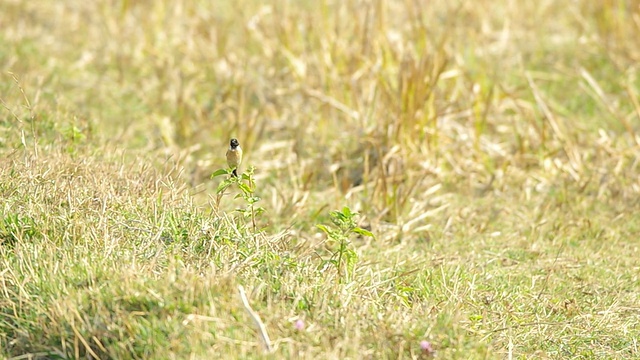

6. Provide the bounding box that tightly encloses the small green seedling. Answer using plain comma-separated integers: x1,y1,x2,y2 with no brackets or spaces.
212,166,264,232
316,206,374,283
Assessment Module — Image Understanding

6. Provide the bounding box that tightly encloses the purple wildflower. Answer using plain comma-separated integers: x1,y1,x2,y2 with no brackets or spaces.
420,340,434,354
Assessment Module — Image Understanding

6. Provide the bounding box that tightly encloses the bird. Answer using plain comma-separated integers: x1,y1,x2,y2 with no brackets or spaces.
226,138,243,177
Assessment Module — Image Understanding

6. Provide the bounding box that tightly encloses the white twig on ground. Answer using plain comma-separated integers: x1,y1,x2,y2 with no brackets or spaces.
238,285,273,353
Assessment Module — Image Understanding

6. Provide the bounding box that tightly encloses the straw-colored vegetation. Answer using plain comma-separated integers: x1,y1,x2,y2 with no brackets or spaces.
1,0,639,358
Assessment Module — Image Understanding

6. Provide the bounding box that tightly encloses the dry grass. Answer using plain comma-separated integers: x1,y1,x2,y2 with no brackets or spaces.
1,0,640,358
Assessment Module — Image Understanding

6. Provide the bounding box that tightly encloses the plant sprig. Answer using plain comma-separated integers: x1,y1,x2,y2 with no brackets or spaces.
316,207,374,283
212,166,264,232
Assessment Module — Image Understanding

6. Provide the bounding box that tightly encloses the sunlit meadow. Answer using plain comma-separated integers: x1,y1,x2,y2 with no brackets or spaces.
1,0,639,358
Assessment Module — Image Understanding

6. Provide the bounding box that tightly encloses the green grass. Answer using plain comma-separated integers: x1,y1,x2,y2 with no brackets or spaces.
1,0,640,359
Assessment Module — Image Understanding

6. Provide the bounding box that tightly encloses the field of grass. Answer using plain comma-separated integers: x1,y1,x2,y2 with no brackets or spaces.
1,0,640,358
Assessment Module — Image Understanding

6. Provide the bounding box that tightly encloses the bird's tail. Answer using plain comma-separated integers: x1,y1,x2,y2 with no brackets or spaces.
232,168,238,177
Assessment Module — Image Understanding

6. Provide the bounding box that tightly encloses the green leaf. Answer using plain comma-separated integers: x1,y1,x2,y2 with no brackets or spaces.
237,182,252,193
316,224,331,235
248,196,261,204
216,179,232,193
331,210,346,222
211,168,229,178
342,206,353,217
352,227,374,238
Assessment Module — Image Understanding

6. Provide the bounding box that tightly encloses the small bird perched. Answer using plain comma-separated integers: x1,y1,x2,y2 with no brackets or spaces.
226,138,243,177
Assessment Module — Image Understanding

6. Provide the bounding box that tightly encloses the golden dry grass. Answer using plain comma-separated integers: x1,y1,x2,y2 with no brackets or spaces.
1,0,640,359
